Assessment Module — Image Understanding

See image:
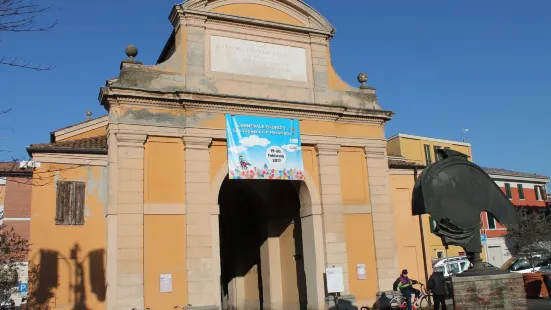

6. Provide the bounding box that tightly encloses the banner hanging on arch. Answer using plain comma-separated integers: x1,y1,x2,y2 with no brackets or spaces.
225,114,305,180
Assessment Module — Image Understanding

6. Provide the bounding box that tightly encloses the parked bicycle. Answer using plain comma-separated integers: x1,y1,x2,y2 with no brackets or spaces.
389,283,430,310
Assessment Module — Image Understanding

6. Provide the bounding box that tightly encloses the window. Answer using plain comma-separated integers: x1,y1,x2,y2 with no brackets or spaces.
56,181,85,225
504,183,512,199
535,186,544,201
424,144,432,165
487,213,497,229
447,263,461,274
434,146,442,161
458,252,466,256
436,250,444,259
518,184,525,200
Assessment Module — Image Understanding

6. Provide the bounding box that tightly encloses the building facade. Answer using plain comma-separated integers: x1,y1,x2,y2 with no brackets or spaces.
0,162,33,306
25,1,404,309
480,167,549,268
387,134,484,262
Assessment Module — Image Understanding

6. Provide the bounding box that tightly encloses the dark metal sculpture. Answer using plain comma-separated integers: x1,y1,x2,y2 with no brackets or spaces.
412,149,518,274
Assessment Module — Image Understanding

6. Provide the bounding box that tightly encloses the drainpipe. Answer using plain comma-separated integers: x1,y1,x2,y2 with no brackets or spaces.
414,166,431,305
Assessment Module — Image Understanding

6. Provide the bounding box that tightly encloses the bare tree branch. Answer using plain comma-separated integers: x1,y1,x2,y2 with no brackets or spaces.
0,0,57,70
0,0,57,32
0,56,55,71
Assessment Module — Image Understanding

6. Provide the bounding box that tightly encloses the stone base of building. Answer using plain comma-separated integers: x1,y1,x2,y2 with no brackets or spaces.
325,295,356,309
452,272,528,310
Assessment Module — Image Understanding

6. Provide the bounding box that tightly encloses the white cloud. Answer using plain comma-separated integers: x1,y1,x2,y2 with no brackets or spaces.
229,145,247,154
282,144,302,153
240,135,271,147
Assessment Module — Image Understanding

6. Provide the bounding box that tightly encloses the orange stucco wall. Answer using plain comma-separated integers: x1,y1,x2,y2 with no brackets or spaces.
339,147,370,206
144,215,187,309
143,137,188,308
144,137,185,205
0,182,5,205
211,4,304,26
389,136,473,166
344,214,378,302
391,174,429,281
58,126,107,142
28,164,107,310
211,140,228,183
302,146,319,186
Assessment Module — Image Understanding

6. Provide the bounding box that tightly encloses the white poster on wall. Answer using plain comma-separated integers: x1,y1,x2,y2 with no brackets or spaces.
160,274,172,293
357,264,366,280
326,267,344,293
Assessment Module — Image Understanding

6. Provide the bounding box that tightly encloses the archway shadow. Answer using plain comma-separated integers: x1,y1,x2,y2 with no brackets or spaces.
218,177,308,310
27,243,106,310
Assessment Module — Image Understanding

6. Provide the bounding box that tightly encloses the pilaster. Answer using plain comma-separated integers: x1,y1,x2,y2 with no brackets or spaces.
183,136,219,309
113,132,147,310
260,224,284,310
184,14,207,77
315,144,351,295
364,141,399,291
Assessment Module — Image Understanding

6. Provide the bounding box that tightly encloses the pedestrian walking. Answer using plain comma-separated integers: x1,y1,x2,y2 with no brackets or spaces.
427,270,447,310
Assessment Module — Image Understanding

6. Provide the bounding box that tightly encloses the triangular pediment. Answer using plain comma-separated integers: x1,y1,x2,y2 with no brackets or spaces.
178,0,334,33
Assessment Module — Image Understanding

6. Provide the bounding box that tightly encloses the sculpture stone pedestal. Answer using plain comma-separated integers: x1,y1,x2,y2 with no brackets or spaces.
452,272,528,310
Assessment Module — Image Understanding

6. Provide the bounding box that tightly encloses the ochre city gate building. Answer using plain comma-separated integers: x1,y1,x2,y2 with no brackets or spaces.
25,1,419,309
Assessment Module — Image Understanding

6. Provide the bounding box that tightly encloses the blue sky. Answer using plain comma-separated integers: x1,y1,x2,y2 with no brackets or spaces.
1,0,549,183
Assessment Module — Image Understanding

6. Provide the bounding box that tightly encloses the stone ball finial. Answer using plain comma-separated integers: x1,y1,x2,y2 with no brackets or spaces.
357,73,368,84
125,45,138,59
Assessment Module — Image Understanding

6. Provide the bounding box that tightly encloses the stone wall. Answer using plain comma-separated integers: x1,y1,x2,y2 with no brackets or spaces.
452,273,527,310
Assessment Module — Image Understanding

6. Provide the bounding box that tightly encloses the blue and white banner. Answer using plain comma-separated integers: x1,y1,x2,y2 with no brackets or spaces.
225,114,305,180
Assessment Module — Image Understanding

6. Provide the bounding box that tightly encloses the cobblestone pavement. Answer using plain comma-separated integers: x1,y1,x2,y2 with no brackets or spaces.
527,298,551,310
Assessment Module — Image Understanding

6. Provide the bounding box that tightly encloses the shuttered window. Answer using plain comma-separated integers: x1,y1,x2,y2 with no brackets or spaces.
434,146,442,161
518,184,525,200
56,181,85,225
424,145,432,165
505,183,512,199
487,213,497,229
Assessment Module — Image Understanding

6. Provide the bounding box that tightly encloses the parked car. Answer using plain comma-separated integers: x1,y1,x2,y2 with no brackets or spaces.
500,255,551,273
432,256,499,276
433,256,470,277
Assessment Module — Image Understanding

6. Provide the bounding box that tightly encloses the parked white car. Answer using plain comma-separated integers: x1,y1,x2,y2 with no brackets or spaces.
500,255,551,273
432,256,470,277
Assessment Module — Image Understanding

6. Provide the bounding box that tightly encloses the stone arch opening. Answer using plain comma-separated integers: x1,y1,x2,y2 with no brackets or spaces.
218,177,308,309
212,163,325,310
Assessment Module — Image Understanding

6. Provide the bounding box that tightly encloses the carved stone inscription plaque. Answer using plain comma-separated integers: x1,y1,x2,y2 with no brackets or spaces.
210,36,308,82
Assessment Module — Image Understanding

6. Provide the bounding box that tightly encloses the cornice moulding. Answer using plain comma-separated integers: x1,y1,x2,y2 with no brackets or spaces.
101,88,392,125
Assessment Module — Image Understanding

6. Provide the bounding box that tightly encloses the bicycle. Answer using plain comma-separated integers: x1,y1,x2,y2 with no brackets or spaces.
389,283,430,310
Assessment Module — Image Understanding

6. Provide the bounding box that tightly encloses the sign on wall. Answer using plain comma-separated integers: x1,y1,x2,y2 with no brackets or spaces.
225,114,304,180
211,36,308,82
326,267,345,293
356,264,366,280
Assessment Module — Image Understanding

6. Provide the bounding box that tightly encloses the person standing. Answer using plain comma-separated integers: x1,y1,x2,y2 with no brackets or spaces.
428,270,448,310
393,269,420,310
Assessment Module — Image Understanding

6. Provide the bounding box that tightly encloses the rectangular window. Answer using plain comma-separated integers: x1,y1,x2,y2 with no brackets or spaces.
487,213,497,229
56,181,85,225
434,146,442,161
436,250,444,259
535,186,541,200
518,184,525,200
424,144,432,165
505,183,512,199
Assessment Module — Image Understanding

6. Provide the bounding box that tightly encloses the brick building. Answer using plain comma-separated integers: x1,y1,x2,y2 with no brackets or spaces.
481,167,549,268
0,162,33,305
